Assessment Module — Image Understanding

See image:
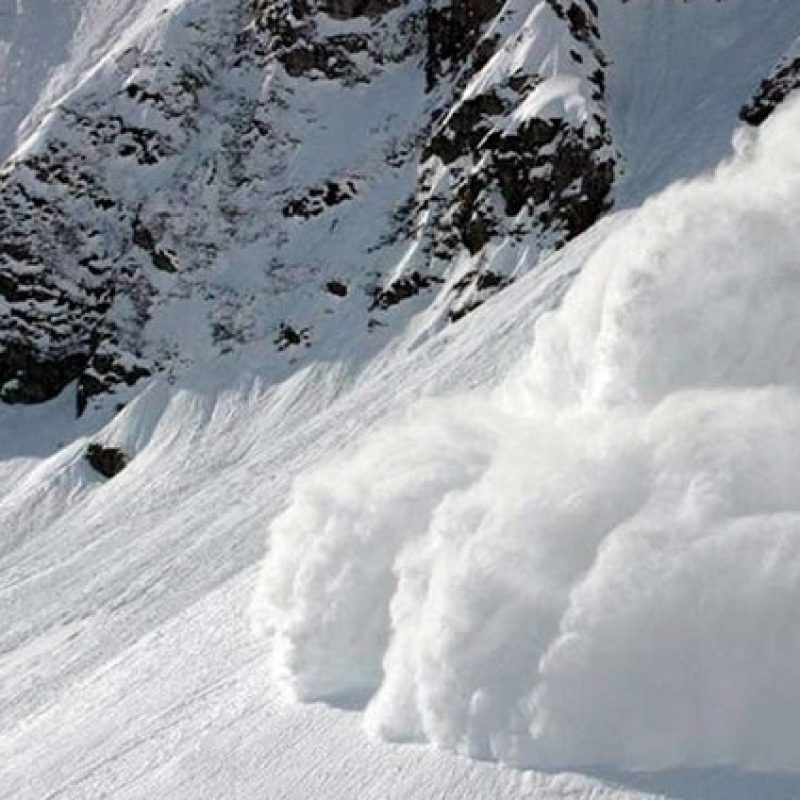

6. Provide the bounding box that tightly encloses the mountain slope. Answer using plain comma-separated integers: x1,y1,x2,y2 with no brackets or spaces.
0,0,617,411
256,94,800,771
3,1,800,798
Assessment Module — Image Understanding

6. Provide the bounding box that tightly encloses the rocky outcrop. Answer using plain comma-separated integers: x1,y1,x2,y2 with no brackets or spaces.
321,0,405,20
84,443,130,478
424,0,505,90
282,180,361,219
0,142,120,405
741,45,800,126
0,6,227,411
250,0,422,82
387,0,616,320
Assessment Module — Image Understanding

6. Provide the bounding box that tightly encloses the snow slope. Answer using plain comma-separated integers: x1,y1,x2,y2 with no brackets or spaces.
602,0,800,203
4,1,800,798
256,95,800,772
0,0,187,163
1,224,633,799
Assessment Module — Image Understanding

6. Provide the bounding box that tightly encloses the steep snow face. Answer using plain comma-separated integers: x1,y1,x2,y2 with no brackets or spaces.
0,0,250,407
601,0,800,203
255,95,800,772
0,0,139,162
0,0,616,412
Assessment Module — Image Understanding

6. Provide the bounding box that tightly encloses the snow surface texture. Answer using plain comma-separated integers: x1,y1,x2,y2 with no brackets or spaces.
5,2,800,798
255,96,800,772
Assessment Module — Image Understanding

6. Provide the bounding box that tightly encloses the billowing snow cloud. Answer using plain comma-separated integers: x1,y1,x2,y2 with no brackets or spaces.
253,96,800,772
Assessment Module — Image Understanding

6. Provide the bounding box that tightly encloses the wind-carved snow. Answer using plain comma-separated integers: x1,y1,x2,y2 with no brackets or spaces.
254,96,800,772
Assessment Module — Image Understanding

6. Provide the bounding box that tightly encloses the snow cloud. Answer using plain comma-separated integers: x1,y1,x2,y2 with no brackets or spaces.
253,95,800,772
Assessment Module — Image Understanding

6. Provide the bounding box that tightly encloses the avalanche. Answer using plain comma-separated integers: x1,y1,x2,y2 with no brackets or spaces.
5,1,800,798
254,94,800,773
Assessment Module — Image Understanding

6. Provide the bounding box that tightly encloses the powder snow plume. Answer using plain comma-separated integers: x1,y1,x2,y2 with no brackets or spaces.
253,96,800,773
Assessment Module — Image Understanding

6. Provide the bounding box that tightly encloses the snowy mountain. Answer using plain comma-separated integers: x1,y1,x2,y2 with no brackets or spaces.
0,0,617,413
3,1,800,798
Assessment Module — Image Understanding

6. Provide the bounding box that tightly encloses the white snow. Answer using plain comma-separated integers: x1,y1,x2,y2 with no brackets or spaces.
4,1,800,798
0,0,181,162
255,95,800,772
467,1,600,130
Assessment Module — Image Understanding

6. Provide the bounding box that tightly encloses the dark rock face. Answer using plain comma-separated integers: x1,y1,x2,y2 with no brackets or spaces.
423,101,614,248
371,271,443,310
0,346,90,405
0,138,120,408
133,218,178,273
449,269,512,322
85,444,130,479
741,53,800,126
325,280,349,297
76,359,151,417
251,0,422,82
275,322,311,350
283,180,360,219
321,0,405,19
424,0,505,91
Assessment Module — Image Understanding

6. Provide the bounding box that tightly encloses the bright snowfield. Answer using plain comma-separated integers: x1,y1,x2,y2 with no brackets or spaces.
256,96,800,772
4,2,800,800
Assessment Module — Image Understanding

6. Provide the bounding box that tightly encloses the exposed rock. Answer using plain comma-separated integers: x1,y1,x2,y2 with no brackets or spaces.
321,0,404,19
85,443,130,479
741,52,800,126
325,280,349,297
275,323,311,350
370,271,443,310
283,180,360,219
0,347,90,405
77,357,151,417
133,217,178,272
448,269,513,322
383,0,616,318
0,6,224,411
251,0,423,82
424,0,504,90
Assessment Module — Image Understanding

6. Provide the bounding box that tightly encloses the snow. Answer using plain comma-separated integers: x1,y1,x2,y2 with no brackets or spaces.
601,0,800,204
255,95,800,772
4,1,800,798
0,230,633,799
0,0,175,162
467,1,599,130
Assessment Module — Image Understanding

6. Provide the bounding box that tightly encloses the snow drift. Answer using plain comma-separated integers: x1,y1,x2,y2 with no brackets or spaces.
252,96,800,771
